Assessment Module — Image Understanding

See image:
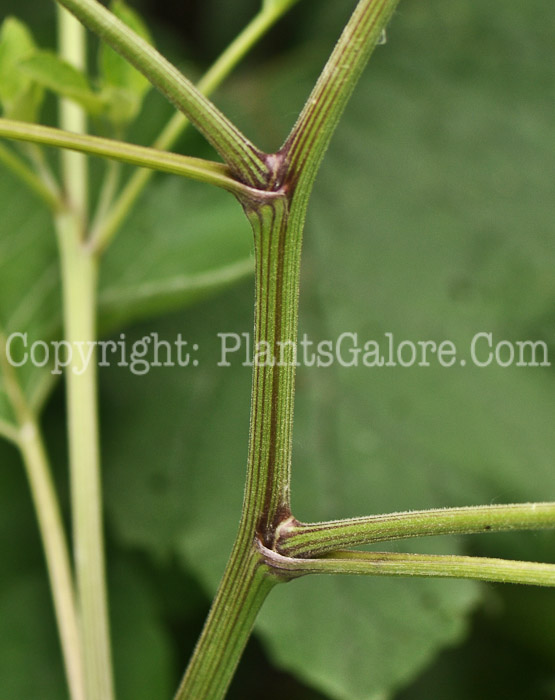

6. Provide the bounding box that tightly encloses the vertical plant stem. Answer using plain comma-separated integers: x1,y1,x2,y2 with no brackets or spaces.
58,7,88,221
175,189,303,700
0,337,85,700
57,7,114,699
56,211,114,700
176,3,402,697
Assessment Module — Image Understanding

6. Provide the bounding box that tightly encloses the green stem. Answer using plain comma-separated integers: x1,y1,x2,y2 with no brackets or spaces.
0,335,86,700
278,502,555,557
58,6,88,222
0,119,254,200
18,422,88,700
174,542,276,700
174,190,300,700
55,211,114,700
54,0,270,187
262,546,555,588
92,0,302,253
176,2,404,696
57,7,114,698
89,160,121,238
282,0,401,189
0,142,61,211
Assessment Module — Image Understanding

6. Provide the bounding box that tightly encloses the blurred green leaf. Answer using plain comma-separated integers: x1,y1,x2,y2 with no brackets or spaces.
0,574,67,699
0,164,252,425
99,0,154,126
110,563,175,700
0,433,175,700
20,51,106,115
0,563,175,700
0,16,43,121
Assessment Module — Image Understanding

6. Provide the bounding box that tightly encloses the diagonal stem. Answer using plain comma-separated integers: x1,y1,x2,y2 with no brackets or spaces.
277,502,555,557
282,0,400,191
0,333,86,700
53,0,270,188
0,119,259,201
56,7,114,698
0,142,61,211
91,0,302,254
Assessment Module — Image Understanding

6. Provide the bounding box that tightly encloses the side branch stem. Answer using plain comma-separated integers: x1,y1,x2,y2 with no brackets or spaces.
278,502,555,557
54,0,269,187
0,119,256,201
0,334,85,700
262,546,555,588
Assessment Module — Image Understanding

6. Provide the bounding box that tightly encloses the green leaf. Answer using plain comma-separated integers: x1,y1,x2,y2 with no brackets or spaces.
20,51,106,116
0,435,174,699
99,0,154,126
110,563,175,700
0,561,174,700
0,574,67,699
0,17,43,121
0,165,251,426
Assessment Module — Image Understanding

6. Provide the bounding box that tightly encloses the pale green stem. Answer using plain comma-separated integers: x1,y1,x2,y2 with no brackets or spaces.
261,545,555,588
55,211,114,700
57,7,114,699
0,142,61,211
0,119,253,200
54,0,269,187
18,422,88,700
58,7,88,222
92,0,302,253
24,144,62,200
278,502,555,557
0,335,86,700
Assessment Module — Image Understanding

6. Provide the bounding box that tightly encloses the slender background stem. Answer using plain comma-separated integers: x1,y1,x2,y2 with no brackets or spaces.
18,421,88,700
0,334,85,700
55,215,114,700
0,142,61,210
56,7,114,699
